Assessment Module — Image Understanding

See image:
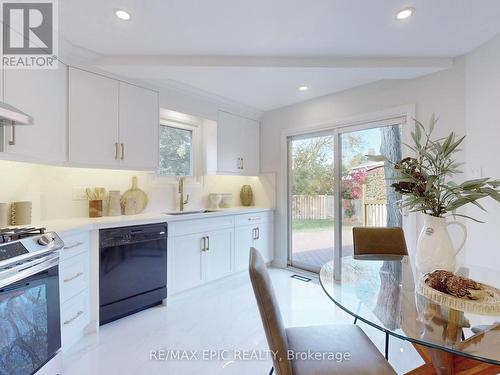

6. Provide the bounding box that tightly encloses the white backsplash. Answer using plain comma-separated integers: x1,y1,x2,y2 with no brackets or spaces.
0,160,275,222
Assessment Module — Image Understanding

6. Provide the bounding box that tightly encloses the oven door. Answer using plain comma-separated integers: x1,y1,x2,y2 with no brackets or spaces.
0,261,61,375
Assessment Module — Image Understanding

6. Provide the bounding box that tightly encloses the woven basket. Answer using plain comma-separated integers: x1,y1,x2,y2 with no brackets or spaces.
418,277,500,316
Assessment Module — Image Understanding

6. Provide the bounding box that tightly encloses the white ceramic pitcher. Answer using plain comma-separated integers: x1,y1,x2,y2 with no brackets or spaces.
415,214,467,274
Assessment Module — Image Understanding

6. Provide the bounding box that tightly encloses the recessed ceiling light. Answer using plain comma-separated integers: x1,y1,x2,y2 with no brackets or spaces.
299,86,308,91
396,7,414,20
115,9,131,20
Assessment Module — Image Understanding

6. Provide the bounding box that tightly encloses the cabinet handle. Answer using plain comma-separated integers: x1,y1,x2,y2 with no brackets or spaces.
8,126,15,146
63,272,83,283
200,237,206,252
252,228,256,240
121,143,125,160
256,227,260,240
241,158,244,170
206,236,210,251
114,142,119,160
64,310,83,325
63,241,84,250
247,217,260,222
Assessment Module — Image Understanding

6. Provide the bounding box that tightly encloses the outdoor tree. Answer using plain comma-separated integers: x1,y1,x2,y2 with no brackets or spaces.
291,136,335,195
159,125,192,176
379,125,403,227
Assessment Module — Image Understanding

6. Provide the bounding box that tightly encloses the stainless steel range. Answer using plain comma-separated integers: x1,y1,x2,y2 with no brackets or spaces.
0,227,64,375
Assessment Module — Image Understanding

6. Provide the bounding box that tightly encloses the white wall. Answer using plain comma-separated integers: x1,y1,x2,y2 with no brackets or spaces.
0,159,275,223
464,33,500,267
262,60,466,267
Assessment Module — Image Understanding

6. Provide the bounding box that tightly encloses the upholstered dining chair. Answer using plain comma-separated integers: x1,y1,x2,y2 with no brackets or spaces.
249,247,396,375
351,226,408,360
352,227,408,259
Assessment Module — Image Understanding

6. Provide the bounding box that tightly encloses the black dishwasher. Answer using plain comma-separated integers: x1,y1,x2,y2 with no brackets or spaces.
99,223,167,325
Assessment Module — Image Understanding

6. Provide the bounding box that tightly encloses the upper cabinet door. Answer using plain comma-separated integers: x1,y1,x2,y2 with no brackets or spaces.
217,111,241,174
3,65,67,163
68,68,119,167
118,82,159,170
239,117,260,175
216,111,260,175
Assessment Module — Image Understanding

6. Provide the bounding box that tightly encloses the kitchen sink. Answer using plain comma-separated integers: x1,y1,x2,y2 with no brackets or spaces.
164,210,219,216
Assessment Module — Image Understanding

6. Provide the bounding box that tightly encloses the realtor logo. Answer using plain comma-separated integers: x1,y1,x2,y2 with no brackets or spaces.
2,0,58,68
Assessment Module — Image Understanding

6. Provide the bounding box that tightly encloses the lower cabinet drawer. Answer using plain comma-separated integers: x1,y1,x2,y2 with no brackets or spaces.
59,231,90,261
235,211,273,226
169,216,235,237
61,289,89,351
60,252,89,303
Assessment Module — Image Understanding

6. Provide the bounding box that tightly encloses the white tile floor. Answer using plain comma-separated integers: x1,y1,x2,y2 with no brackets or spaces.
61,268,423,375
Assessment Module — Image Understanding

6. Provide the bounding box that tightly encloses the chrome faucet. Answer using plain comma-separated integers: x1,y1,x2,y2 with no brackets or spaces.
178,177,189,211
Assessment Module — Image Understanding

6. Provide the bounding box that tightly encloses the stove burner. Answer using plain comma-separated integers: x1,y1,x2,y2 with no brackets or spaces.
0,227,46,244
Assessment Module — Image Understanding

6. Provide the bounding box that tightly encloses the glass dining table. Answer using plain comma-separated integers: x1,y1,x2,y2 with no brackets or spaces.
319,256,500,375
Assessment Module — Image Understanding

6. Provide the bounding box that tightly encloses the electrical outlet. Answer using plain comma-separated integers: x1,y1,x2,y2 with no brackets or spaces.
72,187,87,201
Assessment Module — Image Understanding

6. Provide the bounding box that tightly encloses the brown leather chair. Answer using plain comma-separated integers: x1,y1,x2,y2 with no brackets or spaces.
352,227,408,259
249,247,396,375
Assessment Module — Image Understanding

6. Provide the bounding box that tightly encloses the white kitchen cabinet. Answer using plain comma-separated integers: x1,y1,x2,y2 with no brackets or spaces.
169,233,205,293
68,67,119,167
206,110,260,175
68,67,159,170
168,211,273,294
254,222,273,263
234,225,255,272
118,82,159,169
2,65,67,162
234,222,273,271
58,231,91,352
61,289,90,351
234,212,274,271
168,216,235,294
169,227,234,294
204,228,233,282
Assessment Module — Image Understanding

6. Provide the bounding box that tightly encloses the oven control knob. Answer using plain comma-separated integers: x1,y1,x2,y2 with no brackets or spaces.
38,234,54,246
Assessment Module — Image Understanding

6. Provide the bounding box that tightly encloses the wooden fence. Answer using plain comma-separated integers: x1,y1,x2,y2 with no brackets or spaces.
292,195,335,220
363,200,387,227
292,195,387,226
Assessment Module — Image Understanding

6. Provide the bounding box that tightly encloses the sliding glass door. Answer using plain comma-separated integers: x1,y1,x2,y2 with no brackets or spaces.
288,120,403,274
288,132,335,273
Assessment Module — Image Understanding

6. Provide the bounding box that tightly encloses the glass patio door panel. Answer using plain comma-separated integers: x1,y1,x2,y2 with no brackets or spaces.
288,132,335,273
287,119,404,275
340,124,403,258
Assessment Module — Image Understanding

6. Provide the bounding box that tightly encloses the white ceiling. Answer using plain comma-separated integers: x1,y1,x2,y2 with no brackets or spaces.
60,0,500,111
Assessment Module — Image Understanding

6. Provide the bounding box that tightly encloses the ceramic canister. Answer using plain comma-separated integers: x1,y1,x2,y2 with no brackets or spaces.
0,203,10,227
108,191,122,216
11,201,32,225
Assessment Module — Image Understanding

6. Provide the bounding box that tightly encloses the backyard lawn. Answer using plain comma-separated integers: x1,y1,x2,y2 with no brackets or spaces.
292,219,334,231
292,219,356,234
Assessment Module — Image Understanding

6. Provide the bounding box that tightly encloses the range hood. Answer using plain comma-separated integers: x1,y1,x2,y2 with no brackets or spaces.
0,101,34,125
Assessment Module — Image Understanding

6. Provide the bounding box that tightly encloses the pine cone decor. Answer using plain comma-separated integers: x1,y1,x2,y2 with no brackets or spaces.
425,270,481,300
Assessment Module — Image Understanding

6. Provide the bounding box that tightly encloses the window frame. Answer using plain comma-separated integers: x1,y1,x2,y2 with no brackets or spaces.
155,118,201,184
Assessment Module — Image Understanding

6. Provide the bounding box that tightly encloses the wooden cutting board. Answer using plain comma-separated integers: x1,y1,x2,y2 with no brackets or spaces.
121,176,148,214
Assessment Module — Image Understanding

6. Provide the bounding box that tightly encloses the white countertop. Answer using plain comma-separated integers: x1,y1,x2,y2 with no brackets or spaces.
28,207,273,236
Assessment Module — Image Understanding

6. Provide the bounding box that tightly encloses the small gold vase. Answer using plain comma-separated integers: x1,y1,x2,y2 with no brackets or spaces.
240,185,254,206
